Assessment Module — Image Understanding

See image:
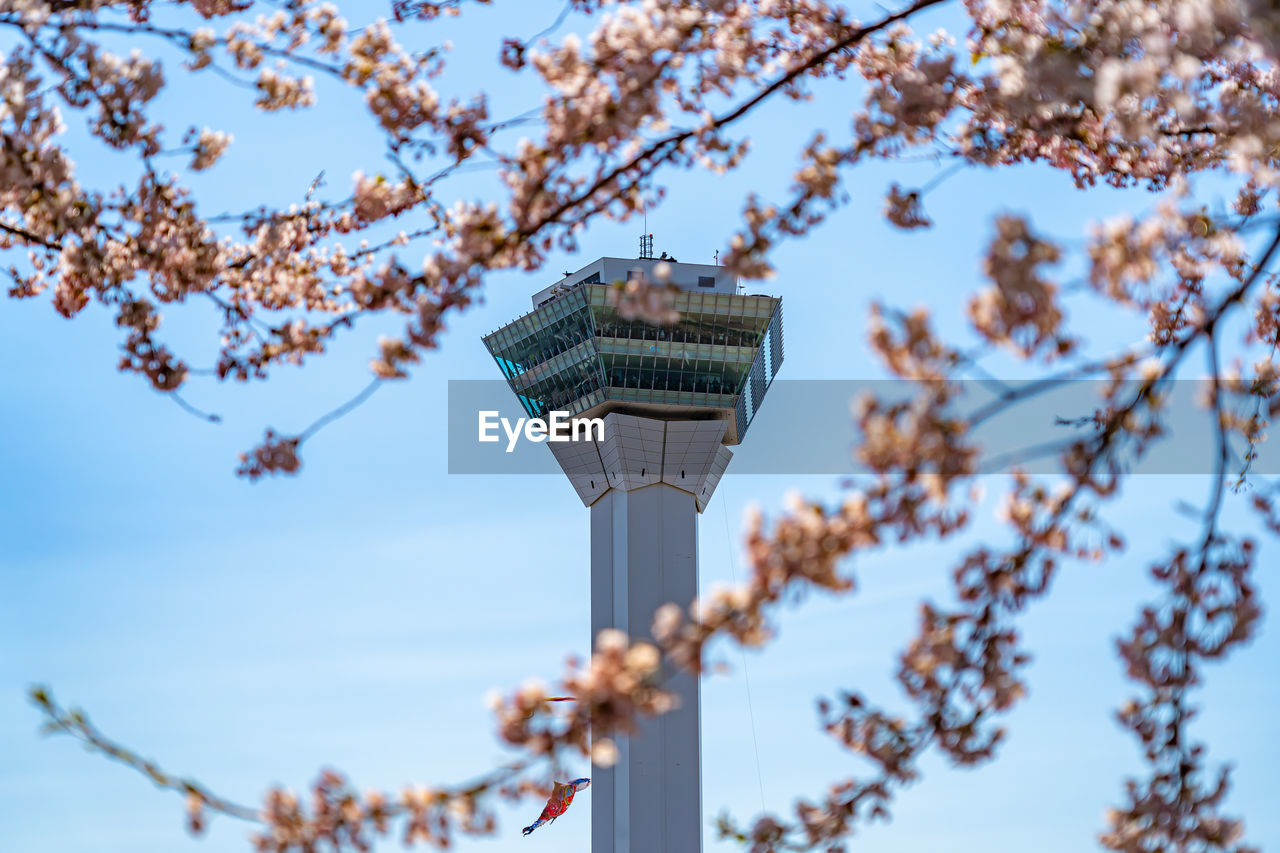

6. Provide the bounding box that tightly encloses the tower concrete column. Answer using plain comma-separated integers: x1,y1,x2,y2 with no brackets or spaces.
590,483,701,853
549,412,733,853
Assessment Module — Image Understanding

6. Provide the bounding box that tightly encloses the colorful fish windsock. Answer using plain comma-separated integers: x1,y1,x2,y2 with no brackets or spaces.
522,778,590,836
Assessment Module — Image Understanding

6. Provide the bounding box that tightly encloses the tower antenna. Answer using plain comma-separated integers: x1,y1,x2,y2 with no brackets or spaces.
638,199,654,259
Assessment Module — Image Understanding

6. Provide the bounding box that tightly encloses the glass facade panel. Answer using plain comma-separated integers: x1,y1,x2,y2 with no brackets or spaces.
484,284,783,442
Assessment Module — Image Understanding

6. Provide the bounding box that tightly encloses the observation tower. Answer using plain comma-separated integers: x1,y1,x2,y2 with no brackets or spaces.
483,246,783,852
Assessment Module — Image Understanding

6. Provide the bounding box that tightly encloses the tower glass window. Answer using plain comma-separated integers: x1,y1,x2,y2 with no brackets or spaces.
484,268,782,443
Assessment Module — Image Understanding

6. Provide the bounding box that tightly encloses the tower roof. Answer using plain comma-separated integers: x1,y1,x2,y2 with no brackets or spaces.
531,257,740,309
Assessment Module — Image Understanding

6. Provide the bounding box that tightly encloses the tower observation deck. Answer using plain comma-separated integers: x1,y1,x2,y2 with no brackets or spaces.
483,256,783,852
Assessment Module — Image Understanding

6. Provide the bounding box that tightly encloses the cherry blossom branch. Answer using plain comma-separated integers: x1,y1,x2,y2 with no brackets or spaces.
28,626,677,847
0,220,62,251
28,683,551,847
29,685,261,823
2,14,349,81
706,221,1280,848
169,390,223,423
236,379,382,480
504,0,948,244
297,378,380,440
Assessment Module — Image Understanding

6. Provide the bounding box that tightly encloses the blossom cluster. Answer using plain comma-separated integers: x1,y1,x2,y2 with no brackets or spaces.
489,628,674,768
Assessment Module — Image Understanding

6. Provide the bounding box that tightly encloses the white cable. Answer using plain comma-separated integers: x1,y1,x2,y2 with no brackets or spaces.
721,486,767,814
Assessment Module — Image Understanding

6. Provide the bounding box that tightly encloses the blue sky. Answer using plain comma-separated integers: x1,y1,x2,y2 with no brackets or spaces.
2,2,1278,852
